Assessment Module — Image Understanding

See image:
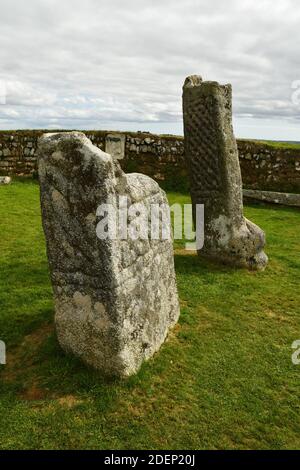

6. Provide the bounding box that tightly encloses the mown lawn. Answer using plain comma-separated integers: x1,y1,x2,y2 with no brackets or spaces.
0,180,300,450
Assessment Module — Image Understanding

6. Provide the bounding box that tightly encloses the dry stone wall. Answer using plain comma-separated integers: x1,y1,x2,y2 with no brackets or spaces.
238,140,300,193
0,129,300,193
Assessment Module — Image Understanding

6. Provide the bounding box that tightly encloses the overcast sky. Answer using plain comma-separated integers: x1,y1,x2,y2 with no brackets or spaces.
0,0,299,140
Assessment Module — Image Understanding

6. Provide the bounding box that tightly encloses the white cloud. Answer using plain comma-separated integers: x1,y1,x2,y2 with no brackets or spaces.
4,81,56,106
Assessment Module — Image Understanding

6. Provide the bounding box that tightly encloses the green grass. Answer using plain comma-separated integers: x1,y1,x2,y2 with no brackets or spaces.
0,180,300,450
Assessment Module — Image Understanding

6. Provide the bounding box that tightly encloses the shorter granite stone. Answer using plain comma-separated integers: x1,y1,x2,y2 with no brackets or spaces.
38,132,180,377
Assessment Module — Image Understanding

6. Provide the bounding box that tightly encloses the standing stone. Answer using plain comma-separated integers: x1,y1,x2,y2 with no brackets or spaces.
38,132,180,377
105,133,125,160
183,75,268,270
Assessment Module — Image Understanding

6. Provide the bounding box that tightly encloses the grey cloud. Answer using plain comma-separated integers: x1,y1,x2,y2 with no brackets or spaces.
0,0,299,137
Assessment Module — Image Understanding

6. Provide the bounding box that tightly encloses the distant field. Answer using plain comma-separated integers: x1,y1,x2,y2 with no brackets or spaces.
1,180,300,449
239,139,300,150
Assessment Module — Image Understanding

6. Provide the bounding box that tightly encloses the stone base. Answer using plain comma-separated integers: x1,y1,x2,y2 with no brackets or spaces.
200,217,268,271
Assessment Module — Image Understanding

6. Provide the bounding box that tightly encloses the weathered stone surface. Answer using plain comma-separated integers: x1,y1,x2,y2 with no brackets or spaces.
243,189,300,207
38,132,180,377
0,340,5,365
105,133,125,160
183,75,268,270
0,176,11,185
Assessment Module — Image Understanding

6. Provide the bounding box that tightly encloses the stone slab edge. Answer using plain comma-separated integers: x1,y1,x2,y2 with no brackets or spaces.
243,189,300,207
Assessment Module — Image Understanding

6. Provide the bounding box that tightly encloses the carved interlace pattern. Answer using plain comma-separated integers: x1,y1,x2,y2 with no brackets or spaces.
184,96,221,194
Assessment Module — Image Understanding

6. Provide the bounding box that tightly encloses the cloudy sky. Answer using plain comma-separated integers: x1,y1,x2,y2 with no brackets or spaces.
0,0,299,140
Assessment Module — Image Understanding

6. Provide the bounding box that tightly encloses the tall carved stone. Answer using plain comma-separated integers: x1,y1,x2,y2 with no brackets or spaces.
183,75,268,270
38,132,180,377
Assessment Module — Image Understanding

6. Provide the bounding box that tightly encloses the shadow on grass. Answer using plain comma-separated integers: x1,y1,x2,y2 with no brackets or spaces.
175,251,234,276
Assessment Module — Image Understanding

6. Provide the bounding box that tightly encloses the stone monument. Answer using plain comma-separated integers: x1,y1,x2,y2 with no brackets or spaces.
38,132,180,377
183,75,268,270
105,133,125,161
